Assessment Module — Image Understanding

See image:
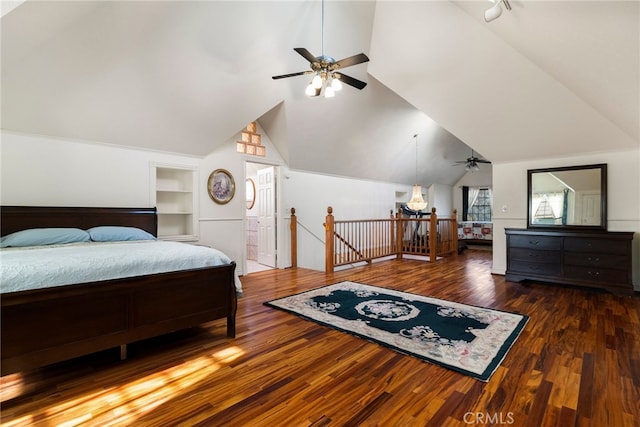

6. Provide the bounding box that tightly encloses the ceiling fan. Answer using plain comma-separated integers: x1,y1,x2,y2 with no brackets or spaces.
455,150,491,172
271,0,369,98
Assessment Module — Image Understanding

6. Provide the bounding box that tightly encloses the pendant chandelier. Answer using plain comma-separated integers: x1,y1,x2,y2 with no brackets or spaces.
406,134,428,211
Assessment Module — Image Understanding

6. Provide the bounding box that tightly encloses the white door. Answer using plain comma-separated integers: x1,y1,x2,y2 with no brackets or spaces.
257,166,276,267
581,193,601,225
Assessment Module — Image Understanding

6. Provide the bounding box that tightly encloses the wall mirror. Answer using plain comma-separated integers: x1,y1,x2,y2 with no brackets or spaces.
527,164,607,230
246,178,256,209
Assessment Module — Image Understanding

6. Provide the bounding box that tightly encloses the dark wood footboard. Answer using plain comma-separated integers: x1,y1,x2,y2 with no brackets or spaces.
1,262,237,375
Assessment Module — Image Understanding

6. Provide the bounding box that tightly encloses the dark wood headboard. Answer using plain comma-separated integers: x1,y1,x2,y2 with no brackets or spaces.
0,206,158,237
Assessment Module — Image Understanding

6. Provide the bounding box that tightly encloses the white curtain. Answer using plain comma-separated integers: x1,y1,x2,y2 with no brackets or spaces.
532,192,564,219
467,187,480,220
547,192,564,218
531,195,542,217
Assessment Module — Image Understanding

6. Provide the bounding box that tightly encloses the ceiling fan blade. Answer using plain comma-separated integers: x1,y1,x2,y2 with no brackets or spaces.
294,47,318,64
272,71,311,80
476,159,492,164
334,72,367,90
332,53,369,69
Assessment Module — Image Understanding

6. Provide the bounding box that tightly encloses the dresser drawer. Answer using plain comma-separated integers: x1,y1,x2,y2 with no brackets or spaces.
564,252,629,270
510,248,560,263
564,237,628,255
509,260,561,276
564,266,628,285
508,235,561,250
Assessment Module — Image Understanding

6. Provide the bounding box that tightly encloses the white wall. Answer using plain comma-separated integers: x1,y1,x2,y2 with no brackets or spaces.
1,131,199,207
283,169,413,272
492,148,640,290
428,183,454,217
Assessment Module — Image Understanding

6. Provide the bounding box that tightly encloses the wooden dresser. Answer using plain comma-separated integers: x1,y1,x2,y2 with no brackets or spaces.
505,228,635,295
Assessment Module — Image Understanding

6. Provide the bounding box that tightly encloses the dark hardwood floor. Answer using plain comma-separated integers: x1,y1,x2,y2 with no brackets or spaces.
1,250,639,426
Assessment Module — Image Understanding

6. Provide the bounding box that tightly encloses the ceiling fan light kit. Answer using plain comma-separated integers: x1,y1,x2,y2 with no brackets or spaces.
485,0,511,23
455,149,491,172
272,0,369,98
465,162,481,172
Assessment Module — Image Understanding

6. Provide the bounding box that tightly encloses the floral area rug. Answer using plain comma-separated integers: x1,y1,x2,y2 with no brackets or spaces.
265,281,528,381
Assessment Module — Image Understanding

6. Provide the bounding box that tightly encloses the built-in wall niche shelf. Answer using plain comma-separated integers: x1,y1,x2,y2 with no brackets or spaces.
236,122,266,156
395,190,411,212
150,163,199,241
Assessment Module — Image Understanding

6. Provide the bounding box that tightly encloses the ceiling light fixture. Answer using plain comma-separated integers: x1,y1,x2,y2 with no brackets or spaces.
406,134,428,212
484,0,511,23
465,160,480,172
272,0,369,97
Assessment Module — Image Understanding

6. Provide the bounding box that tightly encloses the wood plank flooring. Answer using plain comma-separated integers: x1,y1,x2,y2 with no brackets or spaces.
1,250,639,426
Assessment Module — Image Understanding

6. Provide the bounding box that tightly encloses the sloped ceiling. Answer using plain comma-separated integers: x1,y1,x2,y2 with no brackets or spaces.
369,1,638,164
2,1,638,187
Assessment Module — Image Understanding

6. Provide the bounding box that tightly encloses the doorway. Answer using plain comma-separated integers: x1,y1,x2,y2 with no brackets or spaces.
245,162,277,273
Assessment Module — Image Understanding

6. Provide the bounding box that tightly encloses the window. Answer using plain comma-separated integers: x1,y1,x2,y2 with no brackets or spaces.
464,187,492,222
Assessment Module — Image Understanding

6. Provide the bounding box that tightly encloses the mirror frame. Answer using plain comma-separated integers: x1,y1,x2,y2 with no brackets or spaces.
246,178,256,210
527,163,607,231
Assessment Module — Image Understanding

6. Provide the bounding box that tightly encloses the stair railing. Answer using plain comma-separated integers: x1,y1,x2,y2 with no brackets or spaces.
324,206,458,273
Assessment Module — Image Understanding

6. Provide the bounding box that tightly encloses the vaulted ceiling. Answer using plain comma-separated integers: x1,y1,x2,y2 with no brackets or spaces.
2,1,638,187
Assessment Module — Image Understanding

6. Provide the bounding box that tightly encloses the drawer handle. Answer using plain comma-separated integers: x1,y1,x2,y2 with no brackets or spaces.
587,257,600,263
529,240,540,246
587,271,600,278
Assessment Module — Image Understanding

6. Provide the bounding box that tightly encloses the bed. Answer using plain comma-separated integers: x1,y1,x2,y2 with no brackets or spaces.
0,206,238,375
457,221,493,244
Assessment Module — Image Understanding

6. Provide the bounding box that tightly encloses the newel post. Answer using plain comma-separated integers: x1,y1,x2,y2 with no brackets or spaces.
452,208,458,256
290,207,297,268
389,209,396,256
429,207,437,262
396,207,403,260
324,206,335,273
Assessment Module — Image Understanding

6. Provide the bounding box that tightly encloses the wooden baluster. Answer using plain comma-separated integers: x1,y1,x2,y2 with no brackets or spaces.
359,221,363,263
348,221,352,263
370,221,372,260
361,221,364,262
338,221,342,265
368,221,372,262
324,207,334,273
380,219,384,258
371,220,375,261
290,207,297,268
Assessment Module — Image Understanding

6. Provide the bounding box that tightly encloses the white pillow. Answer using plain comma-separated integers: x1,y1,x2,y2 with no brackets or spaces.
1,228,90,248
87,226,156,242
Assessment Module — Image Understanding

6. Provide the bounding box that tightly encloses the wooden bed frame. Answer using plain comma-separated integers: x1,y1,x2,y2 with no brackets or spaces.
1,206,237,375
